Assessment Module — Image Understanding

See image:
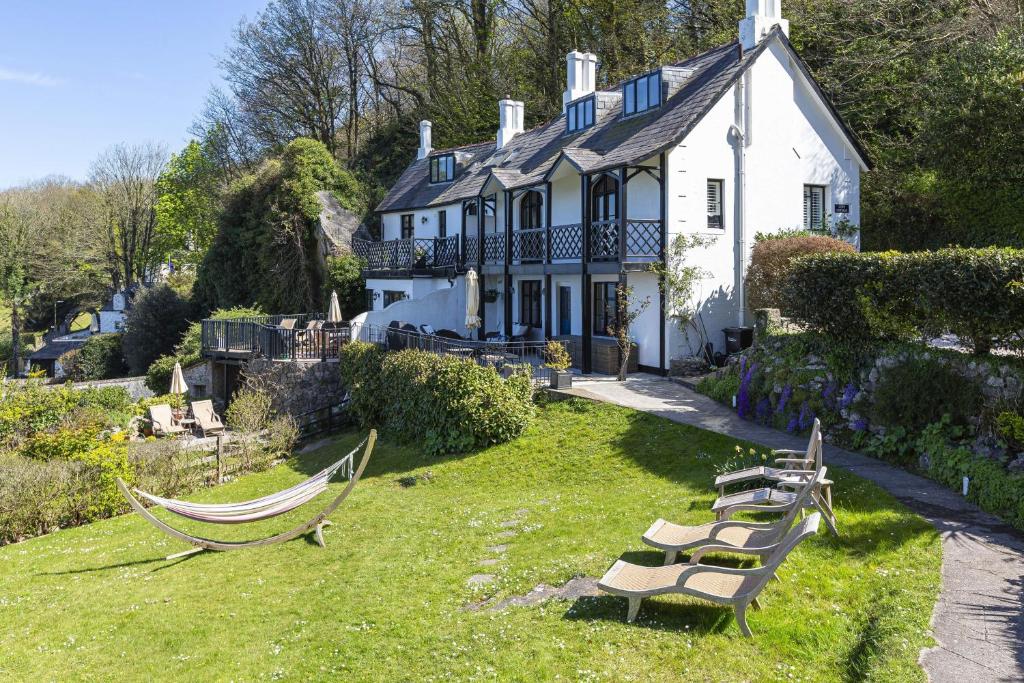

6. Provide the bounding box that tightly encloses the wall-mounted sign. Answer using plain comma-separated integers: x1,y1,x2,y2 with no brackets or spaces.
834,204,850,214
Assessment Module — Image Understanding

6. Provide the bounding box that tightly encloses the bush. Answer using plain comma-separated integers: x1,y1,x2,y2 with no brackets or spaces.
122,284,193,375
746,235,855,311
145,355,179,395
226,387,273,432
324,254,367,319
863,357,983,434
339,342,534,456
61,334,128,381
784,247,1024,353
696,370,741,405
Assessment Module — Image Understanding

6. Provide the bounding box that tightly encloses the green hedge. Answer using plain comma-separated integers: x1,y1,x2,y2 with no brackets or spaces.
339,342,534,456
784,247,1024,353
62,334,128,381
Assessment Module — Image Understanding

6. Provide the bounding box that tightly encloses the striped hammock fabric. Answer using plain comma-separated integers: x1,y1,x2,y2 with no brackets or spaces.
134,437,364,524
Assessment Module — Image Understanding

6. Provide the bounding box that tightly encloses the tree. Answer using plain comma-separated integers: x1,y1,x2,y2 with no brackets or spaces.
89,143,168,290
154,140,222,268
121,284,193,376
608,282,651,381
324,254,367,318
61,334,128,381
0,198,36,376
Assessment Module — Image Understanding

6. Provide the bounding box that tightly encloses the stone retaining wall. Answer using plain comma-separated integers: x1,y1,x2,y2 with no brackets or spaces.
241,359,346,416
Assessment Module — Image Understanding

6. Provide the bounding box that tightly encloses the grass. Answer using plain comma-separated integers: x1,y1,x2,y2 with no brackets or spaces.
0,399,940,681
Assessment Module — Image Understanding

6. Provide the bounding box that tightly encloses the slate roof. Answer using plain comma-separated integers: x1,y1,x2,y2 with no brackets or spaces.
29,339,86,361
376,28,870,214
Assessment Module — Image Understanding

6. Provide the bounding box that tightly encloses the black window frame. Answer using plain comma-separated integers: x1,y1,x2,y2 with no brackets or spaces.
383,290,407,307
622,70,661,117
429,153,455,184
566,95,596,133
591,174,619,222
707,179,724,230
519,190,544,230
400,214,414,239
593,282,618,337
438,209,447,238
803,184,827,231
519,280,542,328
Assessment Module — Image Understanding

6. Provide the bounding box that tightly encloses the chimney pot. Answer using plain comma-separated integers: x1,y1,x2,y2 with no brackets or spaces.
496,99,524,150
563,51,598,112
739,0,789,51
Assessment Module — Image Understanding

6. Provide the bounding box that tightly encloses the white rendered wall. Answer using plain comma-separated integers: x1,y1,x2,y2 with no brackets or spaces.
380,202,464,240
626,271,661,368
351,278,471,338
664,36,863,360
550,173,581,226
551,276,583,336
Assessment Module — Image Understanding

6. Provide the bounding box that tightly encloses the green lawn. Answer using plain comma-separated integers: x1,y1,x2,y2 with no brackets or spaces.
0,399,940,681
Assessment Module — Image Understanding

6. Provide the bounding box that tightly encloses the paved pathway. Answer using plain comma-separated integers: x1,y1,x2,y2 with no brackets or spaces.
566,374,1024,683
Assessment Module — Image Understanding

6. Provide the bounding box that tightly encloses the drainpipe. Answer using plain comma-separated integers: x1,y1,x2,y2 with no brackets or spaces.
730,72,751,327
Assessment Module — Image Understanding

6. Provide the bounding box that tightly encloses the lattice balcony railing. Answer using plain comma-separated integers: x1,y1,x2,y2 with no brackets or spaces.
512,228,545,263
590,220,620,261
549,223,583,260
625,220,661,259
483,233,505,263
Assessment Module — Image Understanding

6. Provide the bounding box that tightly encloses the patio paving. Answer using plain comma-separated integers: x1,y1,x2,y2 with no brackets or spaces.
565,373,1024,683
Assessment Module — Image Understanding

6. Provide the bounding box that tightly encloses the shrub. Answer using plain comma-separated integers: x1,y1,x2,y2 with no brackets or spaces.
122,284,193,375
863,357,982,434
339,342,534,456
61,334,128,381
544,340,571,372
324,254,367,319
746,235,855,311
145,355,179,395
696,370,740,405
226,387,273,432
784,247,1024,353
996,412,1024,451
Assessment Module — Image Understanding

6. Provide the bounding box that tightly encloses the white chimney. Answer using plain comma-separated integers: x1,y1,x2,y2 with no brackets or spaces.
563,51,598,111
417,120,432,160
739,0,789,51
496,99,524,150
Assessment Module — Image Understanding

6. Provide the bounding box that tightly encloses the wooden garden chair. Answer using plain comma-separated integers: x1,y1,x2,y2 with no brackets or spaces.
149,403,186,438
190,399,225,437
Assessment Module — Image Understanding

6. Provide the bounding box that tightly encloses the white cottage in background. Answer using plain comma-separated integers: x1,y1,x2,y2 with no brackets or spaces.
355,1,869,374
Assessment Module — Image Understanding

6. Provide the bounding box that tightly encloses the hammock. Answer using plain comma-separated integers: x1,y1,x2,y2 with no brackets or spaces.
116,430,376,559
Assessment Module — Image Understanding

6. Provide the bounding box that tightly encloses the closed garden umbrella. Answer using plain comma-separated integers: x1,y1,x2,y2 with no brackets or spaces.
327,291,343,323
465,269,481,329
169,362,188,396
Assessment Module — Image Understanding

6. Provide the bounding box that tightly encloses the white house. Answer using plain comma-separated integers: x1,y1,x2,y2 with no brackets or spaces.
95,288,133,334
356,1,869,374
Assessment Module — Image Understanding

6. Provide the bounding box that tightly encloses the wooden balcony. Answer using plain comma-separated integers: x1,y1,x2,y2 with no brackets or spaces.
353,236,461,274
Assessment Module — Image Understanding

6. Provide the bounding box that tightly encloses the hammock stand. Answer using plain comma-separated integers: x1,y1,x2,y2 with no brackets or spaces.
116,430,376,560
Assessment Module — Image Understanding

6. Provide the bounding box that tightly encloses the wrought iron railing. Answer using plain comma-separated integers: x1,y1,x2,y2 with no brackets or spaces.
202,318,350,361
512,227,545,263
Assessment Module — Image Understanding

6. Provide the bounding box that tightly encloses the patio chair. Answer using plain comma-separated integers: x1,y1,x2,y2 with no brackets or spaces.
510,324,531,342
597,512,822,636
712,473,835,528
278,318,297,330
713,420,822,497
191,399,225,437
149,403,186,437
643,469,832,564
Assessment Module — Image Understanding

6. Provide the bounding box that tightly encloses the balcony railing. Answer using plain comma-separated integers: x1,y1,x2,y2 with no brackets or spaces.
512,227,545,263
201,317,351,361
483,233,505,264
549,223,583,260
353,236,461,272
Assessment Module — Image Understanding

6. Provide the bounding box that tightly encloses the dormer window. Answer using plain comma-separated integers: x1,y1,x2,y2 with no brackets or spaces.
429,154,455,184
623,70,661,117
566,96,595,133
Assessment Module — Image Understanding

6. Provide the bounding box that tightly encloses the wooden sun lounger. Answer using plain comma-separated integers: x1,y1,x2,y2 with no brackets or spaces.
149,403,186,437
713,423,823,496
643,469,832,564
191,399,225,437
598,512,823,636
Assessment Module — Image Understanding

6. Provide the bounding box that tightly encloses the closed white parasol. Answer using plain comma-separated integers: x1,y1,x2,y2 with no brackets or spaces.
169,361,188,396
465,269,482,330
327,291,343,323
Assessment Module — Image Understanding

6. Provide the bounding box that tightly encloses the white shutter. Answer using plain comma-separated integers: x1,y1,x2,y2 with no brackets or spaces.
804,185,825,229
707,180,722,228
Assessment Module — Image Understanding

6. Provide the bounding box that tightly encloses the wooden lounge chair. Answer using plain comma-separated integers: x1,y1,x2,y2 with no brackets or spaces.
191,399,225,437
713,420,822,497
644,468,832,564
149,403,186,437
598,512,822,636
278,318,297,330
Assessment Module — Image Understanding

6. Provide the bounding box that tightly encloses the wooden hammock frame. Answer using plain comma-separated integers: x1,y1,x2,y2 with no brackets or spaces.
116,430,376,560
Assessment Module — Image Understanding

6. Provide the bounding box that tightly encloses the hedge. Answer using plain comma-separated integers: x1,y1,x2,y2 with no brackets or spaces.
61,334,128,381
745,235,855,311
338,342,534,456
783,247,1024,353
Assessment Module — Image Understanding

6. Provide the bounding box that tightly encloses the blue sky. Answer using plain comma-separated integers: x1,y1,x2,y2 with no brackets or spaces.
0,1,268,189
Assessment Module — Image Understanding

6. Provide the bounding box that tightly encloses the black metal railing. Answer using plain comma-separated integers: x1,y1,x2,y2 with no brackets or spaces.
463,236,480,266
590,220,620,261
549,223,583,260
512,227,545,263
350,323,577,385
202,317,350,361
483,233,505,264
625,220,662,259
353,236,460,272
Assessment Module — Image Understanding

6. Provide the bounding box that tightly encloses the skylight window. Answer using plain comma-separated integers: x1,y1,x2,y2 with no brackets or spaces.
622,70,661,117
567,96,595,133
429,154,455,184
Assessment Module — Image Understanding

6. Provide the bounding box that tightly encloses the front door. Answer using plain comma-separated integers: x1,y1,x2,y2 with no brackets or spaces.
559,286,572,335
